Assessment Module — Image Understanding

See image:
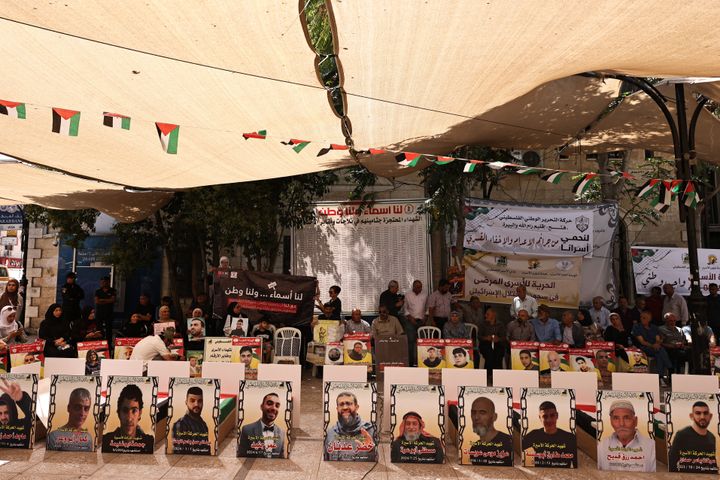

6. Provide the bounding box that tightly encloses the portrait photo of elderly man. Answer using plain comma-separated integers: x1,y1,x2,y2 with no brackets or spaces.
597,399,655,471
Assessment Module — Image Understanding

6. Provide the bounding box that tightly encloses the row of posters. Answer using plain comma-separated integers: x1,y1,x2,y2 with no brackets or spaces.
510,341,647,374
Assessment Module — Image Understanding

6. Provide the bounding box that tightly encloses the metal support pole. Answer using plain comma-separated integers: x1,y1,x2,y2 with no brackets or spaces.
19,208,29,328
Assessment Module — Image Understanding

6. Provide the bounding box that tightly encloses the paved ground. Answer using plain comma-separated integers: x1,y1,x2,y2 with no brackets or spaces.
0,370,716,480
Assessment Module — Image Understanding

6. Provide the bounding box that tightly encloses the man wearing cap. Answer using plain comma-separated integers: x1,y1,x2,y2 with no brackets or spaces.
94,276,116,344
130,328,183,362
390,411,443,463
597,399,655,471
61,272,84,323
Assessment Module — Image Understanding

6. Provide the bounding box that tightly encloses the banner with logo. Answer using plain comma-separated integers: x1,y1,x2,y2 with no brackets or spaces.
632,246,720,296
464,251,582,308
213,269,316,327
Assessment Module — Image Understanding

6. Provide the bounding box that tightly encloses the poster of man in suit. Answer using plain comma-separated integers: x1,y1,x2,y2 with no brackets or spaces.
237,380,292,459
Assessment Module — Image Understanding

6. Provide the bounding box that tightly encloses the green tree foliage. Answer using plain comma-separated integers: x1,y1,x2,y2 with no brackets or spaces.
23,206,98,248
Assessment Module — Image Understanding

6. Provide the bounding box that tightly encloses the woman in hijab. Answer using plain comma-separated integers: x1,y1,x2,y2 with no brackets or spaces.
73,306,104,342
223,302,247,336
0,305,25,343
39,304,76,358
84,349,101,375
0,279,20,309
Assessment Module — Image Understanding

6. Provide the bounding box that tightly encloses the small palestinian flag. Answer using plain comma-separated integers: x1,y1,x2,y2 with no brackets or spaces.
652,181,673,213
684,181,701,208
51,108,80,136
488,161,514,170
317,144,349,156
0,100,26,119
669,179,684,200
103,112,130,130
463,161,481,173
368,148,387,155
572,173,598,195
282,139,310,153
155,122,180,154
541,171,565,184
515,167,542,174
609,170,634,180
396,152,423,168
242,129,266,140
636,179,660,199
434,155,455,165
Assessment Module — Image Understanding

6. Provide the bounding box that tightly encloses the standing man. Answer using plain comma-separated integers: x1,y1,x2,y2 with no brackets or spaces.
645,286,664,325
597,400,655,471
94,276,116,345
379,280,404,319
404,280,427,366
663,283,689,326
477,308,506,376
238,392,285,458
172,386,210,454
707,283,720,335
324,392,375,461
510,285,537,319
46,388,94,451
669,401,718,473
467,396,513,466
60,272,84,324
102,384,154,453
427,279,453,332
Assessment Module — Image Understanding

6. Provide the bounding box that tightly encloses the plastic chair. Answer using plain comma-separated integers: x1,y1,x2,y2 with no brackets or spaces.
417,326,442,339
466,323,478,346
273,327,302,364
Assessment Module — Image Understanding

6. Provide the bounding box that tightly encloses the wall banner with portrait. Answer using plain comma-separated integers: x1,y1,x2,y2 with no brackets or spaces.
102,376,158,454
113,338,141,360
390,384,445,464
237,380,292,459
165,377,219,455
458,386,513,466
666,391,719,474
520,387,577,469
510,341,539,371
0,373,38,448
322,381,378,462
47,374,101,452
596,390,655,472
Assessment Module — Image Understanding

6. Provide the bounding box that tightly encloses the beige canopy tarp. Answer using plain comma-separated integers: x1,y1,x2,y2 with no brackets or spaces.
2,1,720,218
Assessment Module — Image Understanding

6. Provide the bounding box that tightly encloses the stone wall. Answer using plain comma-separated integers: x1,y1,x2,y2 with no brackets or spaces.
24,225,59,330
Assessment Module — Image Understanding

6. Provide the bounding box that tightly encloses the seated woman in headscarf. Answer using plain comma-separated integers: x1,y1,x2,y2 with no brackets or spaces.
84,349,101,375
157,305,183,337
39,304,77,358
72,306,104,342
0,279,21,310
120,313,149,338
0,305,25,344
223,302,247,336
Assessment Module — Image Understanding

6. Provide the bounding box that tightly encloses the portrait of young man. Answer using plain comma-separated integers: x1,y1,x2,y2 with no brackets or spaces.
47,387,95,452
171,386,210,454
669,400,718,473
102,383,154,453
238,392,285,458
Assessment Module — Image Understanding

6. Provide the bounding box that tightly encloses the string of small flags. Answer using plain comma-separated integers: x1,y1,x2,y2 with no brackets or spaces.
0,98,703,208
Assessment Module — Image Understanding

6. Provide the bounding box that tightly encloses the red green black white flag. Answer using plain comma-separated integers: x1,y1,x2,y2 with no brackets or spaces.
684,181,700,208
395,152,423,168
464,161,482,173
572,173,598,195
515,167,542,174
0,100,26,119
155,122,179,154
542,172,565,184
282,139,310,153
242,130,266,140
434,156,455,165
52,108,80,136
652,181,673,213
636,179,660,199
317,144,349,157
103,112,130,130
368,148,387,155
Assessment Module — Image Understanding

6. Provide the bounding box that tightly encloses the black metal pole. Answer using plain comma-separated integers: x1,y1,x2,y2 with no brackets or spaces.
19,207,29,328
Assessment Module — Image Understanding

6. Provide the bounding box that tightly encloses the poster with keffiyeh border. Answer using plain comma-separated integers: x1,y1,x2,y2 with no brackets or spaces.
389,384,445,464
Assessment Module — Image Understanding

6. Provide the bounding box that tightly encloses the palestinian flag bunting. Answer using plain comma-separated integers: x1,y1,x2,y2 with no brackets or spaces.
103,112,130,130
155,122,179,154
636,179,660,199
368,148,388,155
653,182,673,212
242,130,266,140
317,144,349,157
282,139,310,153
684,181,701,208
434,156,455,165
609,170,634,180
51,108,80,136
463,161,482,173
541,172,565,184
395,152,423,168
515,167,542,174
572,173,598,195
0,100,26,119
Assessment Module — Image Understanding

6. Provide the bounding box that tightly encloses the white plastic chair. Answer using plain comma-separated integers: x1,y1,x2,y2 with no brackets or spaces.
418,326,442,339
466,323,478,346
273,327,302,364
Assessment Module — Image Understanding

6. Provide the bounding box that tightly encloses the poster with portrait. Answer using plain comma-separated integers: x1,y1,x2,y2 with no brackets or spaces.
9,341,44,370
165,377,220,455
520,387,577,468
231,337,262,380
226,315,249,337
169,338,184,358
77,340,110,360
314,320,343,344
666,392,720,474
187,317,206,342
114,338,142,360
586,341,617,368
0,373,37,448
343,333,372,366
417,338,445,371
47,374,101,452
626,348,649,373
443,339,473,369
204,337,233,363
390,384,445,464
325,342,343,365
322,381,378,462
186,351,203,378
539,343,568,387
568,349,596,373
511,341,539,371
596,390,655,471
458,386,513,466
586,341,616,388
237,380,292,459
711,347,720,377
102,376,157,454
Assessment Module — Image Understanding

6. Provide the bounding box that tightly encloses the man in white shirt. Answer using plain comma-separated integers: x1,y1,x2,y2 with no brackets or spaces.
427,279,453,331
590,296,611,332
130,328,182,362
509,286,537,319
662,283,689,325
404,280,427,366
597,400,655,471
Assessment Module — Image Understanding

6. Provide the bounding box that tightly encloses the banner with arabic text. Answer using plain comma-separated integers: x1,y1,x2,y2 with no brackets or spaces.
463,251,582,308
632,246,720,296
213,269,316,326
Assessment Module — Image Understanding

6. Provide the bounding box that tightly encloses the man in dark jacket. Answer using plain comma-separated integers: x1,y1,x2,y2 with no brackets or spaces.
61,272,84,323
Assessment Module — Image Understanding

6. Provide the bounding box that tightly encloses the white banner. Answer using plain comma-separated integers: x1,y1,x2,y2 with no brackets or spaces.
632,246,720,296
292,200,431,314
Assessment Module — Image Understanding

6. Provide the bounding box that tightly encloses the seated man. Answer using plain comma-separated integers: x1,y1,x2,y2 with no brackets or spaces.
531,305,561,344
632,311,672,383
344,309,371,335
659,312,689,375
130,328,183,362
371,306,404,338
442,310,469,339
